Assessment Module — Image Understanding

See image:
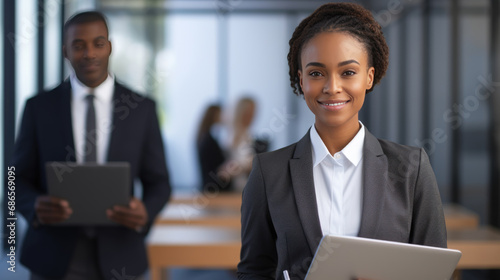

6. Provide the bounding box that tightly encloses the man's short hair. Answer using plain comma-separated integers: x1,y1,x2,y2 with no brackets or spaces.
63,11,109,42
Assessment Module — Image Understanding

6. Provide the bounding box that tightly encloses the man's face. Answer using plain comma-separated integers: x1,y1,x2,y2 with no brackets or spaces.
63,21,112,88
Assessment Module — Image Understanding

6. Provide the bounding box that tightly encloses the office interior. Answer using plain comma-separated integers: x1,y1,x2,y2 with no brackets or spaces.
2,0,500,279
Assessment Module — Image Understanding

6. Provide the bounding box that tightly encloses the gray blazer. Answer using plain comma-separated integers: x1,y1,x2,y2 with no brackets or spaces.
237,127,447,280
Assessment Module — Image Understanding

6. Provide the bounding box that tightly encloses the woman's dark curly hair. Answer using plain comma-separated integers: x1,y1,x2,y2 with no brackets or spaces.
287,2,389,95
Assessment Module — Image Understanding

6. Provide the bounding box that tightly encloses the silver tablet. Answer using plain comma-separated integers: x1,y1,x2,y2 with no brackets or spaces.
45,162,130,225
305,235,461,280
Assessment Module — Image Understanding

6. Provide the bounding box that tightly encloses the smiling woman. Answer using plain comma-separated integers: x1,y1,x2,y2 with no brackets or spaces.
238,2,447,280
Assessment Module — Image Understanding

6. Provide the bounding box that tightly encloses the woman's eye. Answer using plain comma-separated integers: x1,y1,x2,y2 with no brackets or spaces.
309,71,322,77
343,71,356,76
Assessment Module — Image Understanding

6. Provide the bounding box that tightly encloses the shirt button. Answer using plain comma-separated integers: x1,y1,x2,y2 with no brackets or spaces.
334,154,341,159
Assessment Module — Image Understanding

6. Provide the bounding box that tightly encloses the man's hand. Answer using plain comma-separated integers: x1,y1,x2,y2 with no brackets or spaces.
107,197,148,231
35,196,73,224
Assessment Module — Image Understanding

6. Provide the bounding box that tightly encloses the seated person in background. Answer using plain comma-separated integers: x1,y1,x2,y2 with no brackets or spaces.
196,104,232,192
225,97,262,192
237,3,446,280
12,11,171,280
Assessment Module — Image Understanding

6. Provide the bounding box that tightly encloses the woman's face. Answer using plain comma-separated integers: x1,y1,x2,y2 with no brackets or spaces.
298,31,374,132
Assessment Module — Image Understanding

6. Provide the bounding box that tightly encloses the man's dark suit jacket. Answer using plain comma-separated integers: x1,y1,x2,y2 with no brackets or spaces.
13,80,171,279
237,128,447,280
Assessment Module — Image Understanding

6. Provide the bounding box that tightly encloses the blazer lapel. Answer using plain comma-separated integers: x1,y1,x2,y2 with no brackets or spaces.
106,82,126,162
59,80,75,158
357,128,388,238
289,131,323,255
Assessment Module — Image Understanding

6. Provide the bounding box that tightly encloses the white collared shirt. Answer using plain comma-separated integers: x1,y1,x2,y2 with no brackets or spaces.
310,122,365,237
70,73,115,164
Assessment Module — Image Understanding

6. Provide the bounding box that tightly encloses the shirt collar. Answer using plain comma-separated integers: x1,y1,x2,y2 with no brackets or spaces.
343,122,365,166
310,122,365,167
70,72,115,103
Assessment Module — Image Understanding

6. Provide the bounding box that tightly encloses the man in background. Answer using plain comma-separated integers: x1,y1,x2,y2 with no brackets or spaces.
12,11,170,279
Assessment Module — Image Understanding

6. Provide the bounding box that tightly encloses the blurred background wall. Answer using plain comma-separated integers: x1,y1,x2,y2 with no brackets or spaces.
2,0,500,274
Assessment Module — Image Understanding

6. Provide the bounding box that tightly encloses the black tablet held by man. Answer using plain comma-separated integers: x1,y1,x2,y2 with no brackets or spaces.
46,162,130,225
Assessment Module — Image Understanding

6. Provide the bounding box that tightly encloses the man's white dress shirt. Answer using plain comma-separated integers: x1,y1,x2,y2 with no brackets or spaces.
70,73,114,164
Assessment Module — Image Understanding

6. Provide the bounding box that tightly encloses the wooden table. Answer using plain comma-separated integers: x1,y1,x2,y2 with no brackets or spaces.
170,192,242,210
155,203,241,228
148,201,491,280
448,227,500,269
147,225,500,280
444,204,480,230
147,225,241,280
164,199,481,230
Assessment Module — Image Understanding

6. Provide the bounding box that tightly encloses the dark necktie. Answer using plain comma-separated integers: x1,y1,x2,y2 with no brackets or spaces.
84,93,97,162
83,93,98,238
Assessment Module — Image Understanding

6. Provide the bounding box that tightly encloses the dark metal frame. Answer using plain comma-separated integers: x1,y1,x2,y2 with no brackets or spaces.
450,0,461,204
398,8,408,144
37,0,45,92
3,0,16,251
489,0,500,228
422,0,431,158
60,1,65,81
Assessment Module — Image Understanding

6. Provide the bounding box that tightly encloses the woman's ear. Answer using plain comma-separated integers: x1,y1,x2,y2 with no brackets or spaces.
366,67,375,90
